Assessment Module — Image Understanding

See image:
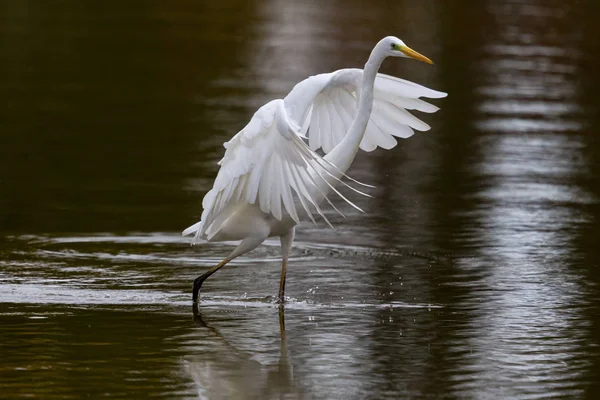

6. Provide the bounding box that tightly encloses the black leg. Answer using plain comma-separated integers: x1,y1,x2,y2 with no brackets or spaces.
192,258,231,303
192,271,211,303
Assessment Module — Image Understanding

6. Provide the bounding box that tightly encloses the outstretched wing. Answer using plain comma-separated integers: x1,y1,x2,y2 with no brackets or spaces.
284,68,447,153
182,99,364,242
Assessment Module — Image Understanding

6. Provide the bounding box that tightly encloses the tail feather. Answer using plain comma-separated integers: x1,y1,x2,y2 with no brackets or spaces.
182,221,202,237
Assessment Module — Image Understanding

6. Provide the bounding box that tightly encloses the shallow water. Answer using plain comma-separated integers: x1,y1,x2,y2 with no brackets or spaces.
1,0,600,399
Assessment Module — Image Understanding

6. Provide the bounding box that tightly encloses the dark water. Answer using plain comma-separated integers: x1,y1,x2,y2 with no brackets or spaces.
2,0,600,398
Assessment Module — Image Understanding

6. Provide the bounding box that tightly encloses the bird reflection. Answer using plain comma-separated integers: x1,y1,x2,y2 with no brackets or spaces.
186,306,301,400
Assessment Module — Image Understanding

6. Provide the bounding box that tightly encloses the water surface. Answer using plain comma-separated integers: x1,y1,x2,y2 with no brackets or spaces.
1,0,600,398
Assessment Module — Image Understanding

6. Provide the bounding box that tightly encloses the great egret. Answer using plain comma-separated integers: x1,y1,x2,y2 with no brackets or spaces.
184,36,446,303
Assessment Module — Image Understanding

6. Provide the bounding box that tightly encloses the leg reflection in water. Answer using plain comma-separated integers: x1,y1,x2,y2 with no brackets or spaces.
187,305,301,399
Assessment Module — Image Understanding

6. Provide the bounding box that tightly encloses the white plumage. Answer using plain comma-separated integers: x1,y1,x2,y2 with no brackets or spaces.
182,99,366,243
184,36,447,303
285,70,446,153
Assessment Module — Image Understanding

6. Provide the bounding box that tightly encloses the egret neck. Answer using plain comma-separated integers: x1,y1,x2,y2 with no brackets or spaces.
316,46,385,191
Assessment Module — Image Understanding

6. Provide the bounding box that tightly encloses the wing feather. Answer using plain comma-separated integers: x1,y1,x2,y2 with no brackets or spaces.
308,103,320,150
284,68,446,154
365,109,398,150
182,99,365,242
332,91,353,139
280,160,300,224
327,99,345,149
320,101,333,153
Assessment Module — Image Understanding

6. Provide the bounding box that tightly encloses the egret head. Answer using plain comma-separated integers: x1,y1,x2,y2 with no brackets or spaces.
379,36,433,64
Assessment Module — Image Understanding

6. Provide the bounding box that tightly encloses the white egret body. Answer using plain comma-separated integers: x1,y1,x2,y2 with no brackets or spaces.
184,37,446,302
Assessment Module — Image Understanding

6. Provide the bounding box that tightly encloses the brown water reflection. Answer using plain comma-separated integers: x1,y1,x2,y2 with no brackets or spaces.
1,0,600,399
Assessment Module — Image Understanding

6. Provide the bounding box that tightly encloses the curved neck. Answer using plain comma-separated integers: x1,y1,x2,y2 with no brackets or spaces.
323,50,384,172
297,45,386,218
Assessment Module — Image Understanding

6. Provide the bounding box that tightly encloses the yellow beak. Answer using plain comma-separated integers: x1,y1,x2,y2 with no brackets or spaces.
399,45,434,64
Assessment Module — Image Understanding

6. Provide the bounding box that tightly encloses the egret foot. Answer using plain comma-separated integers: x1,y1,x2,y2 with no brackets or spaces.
192,303,206,325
